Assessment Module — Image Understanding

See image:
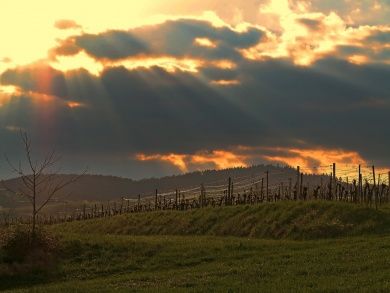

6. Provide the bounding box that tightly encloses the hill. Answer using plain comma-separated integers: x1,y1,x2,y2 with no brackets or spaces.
55,201,390,240
1,164,327,206
1,201,390,292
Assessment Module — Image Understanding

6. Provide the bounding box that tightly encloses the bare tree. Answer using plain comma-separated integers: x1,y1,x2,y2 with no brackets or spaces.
1,131,86,237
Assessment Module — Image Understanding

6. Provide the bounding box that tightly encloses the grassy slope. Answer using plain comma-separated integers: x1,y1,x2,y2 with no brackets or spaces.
55,201,390,240
2,234,390,292
1,201,390,292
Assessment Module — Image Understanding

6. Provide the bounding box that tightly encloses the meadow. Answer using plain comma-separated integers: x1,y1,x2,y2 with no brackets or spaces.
1,201,390,292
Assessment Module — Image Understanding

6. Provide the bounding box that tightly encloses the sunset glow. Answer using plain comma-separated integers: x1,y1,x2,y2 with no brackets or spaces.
136,150,248,172
0,0,389,179
194,38,218,48
135,145,375,176
263,147,366,174
1,2,389,289
66,101,84,109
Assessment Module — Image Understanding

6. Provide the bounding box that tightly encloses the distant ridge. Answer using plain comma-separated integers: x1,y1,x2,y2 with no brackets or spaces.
1,164,326,206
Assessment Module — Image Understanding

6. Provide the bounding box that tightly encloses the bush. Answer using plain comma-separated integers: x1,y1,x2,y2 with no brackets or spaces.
0,225,59,275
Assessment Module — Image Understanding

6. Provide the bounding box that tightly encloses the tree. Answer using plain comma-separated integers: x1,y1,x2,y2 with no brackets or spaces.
1,131,86,237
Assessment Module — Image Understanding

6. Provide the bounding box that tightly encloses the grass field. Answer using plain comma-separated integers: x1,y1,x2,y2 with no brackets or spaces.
1,201,390,292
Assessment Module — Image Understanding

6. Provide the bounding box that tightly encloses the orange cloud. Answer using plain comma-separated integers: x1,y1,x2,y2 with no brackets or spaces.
262,147,366,174
135,145,384,178
50,48,238,75
136,150,248,172
136,153,188,172
191,150,248,170
348,54,370,65
241,0,388,66
54,19,81,30
210,79,240,86
66,101,84,108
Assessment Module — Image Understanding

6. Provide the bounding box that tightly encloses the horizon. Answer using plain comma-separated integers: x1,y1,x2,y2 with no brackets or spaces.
0,0,389,179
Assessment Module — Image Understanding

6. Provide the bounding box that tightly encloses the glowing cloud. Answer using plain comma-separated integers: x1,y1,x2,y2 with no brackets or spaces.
54,19,81,30
194,37,218,48
66,101,84,109
240,0,388,66
263,147,366,174
210,79,240,86
136,150,248,172
191,150,248,170
135,146,374,176
136,153,188,172
0,85,19,106
50,52,103,76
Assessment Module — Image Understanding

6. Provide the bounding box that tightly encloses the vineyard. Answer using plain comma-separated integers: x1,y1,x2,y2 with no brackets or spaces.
2,163,389,226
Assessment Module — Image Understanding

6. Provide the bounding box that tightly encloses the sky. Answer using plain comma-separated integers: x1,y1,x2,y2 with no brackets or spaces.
0,0,389,179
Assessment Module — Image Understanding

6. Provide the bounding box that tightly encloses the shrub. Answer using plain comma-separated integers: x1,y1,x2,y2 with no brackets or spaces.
0,225,59,275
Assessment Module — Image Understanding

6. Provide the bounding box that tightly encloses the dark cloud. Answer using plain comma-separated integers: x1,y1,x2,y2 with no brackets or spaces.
365,30,390,44
304,0,390,25
1,64,68,98
1,17,390,178
1,56,390,174
54,19,264,61
336,41,390,63
75,31,149,59
298,18,322,31
50,38,81,57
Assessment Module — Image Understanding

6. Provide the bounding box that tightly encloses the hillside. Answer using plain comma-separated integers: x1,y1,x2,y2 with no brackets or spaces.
1,201,390,292
55,201,390,240
1,164,327,206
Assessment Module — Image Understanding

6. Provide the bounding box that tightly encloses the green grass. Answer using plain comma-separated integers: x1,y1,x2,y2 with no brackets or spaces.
55,201,390,240
1,234,390,292
1,201,390,292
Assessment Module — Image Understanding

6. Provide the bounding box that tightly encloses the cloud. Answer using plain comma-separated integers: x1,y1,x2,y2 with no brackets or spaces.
305,0,390,25
54,19,81,30
0,12,389,178
1,63,68,99
1,55,390,174
53,18,264,62
135,145,370,175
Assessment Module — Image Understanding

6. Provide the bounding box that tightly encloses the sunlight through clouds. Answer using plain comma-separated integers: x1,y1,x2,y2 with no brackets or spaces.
0,0,389,177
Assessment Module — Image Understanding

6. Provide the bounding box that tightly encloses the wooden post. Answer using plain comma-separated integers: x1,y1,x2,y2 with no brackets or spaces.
300,173,303,200
358,165,362,203
372,166,377,209
266,171,269,201
333,163,336,200
200,184,205,207
261,178,264,201
387,171,390,203
255,182,259,203
231,181,234,203
228,177,232,205
155,189,158,210
296,166,300,200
